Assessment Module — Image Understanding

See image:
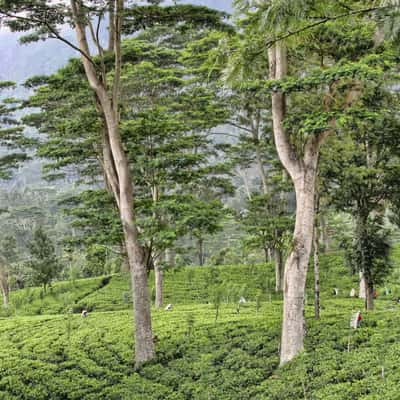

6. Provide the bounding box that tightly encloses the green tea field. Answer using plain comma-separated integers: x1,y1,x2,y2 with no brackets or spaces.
0,253,399,399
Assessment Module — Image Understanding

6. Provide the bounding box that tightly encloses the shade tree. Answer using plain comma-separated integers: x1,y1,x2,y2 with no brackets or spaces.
27,226,62,292
320,81,400,310
0,0,235,365
226,1,393,364
24,24,232,304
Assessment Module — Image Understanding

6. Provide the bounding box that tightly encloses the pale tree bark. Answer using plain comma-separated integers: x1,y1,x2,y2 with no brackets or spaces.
101,124,120,208
274,248,284,292
319,214,330,252
359,271,366,299
151,185,165,310
154,254,164,309
236,168,252,201
268,43,329,365
251,111,269,195
313,210,320,320
70,0,154,366
256,145,268,195
119,243,130,273
0,268,9,308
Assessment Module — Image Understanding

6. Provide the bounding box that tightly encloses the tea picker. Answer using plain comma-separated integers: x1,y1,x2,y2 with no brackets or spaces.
350,310,362,329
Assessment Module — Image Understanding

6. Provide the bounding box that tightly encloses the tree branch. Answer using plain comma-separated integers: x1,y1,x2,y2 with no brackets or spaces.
112,0,123,115
266,6,390,48
227,120,253,134
0,9,98,70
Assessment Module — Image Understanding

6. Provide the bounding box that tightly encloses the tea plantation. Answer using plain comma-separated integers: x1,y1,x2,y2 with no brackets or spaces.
1,253,400,399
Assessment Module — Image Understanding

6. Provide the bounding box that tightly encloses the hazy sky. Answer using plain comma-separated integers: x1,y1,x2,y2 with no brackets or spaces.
0,0,232,82
0,0,233,186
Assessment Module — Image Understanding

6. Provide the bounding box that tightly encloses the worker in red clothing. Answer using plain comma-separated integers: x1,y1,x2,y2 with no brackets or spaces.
357,311,362,328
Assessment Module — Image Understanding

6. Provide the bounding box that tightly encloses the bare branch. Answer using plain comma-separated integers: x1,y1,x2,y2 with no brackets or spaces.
0,9,98,70
88,15,107,84
112,0,123,114
227,120,253,134
266,6,390,48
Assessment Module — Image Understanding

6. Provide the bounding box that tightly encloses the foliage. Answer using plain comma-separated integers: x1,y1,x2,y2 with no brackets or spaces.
23,24,233,268
343,217,392,288
0,81,30,179
240,190,294,262
27,226,62,291
320,80,400,299
0,254,399,399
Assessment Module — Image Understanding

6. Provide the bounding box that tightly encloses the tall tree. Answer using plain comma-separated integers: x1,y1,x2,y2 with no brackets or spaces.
27,226,62,292
321,82,400,310
229,1,391,364
0,81,29,178
0,235,18,308
0,81,33,306
1,2,230,364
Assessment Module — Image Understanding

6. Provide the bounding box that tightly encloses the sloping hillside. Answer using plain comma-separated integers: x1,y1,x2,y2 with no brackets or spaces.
6,252,366,316
0,253,399,399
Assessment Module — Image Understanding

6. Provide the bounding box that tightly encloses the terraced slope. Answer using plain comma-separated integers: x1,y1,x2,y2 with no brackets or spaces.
6,253,364,316
0,252,399,398
1,299,400,399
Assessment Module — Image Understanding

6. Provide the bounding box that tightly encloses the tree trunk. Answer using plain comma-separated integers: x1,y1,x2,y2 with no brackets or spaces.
313,223,320,320
359,271,366,299
252,115,269,196
2,287,8,308
313,190,321,319
319,214,329,253
237,169,252,200
120,244,130,273
365,279,374,311
274,249,284,292
101,125,120,208
70,0,154,367
280,170,318,364
264,247,270,264
0,270,9,308
269,43,328,365
108,1,115,52
198,238,204,266
102,66,155,369
256,146,269,195
154,256,163,309
165,248,175,268
355,213,371,312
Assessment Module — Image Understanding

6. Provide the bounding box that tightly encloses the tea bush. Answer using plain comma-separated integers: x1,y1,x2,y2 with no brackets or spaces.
0,252,399,398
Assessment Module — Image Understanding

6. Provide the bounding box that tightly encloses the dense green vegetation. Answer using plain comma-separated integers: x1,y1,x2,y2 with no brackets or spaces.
2,0,400,396
0,252,399,399
4,252,362,316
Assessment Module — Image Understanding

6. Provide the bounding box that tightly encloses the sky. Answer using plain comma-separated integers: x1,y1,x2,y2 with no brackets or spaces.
0,0,232,82
0,0,233,186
